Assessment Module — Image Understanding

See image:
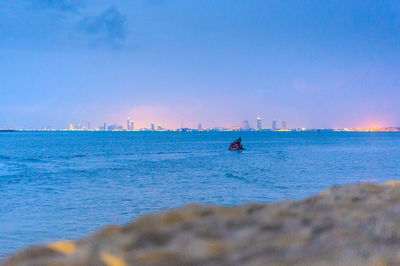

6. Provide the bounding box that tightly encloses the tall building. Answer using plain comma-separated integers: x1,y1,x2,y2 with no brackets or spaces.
107,123,123,131
257,117,262,130
87,122,91,130
107,124,115,131
127,118,134,131
241,120,250,130
103,123,107,131
151,123,155,131
272,120,277,131
198,123,202,130
282,121,287,130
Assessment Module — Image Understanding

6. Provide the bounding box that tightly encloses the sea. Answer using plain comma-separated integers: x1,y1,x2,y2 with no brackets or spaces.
1,131,400,257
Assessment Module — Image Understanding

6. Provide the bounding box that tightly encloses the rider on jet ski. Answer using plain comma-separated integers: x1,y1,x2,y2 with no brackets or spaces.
230,137,243,150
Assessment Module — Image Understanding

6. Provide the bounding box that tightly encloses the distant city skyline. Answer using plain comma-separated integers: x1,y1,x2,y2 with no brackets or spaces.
1,1,399,129
10,115,399,132
69,116,284,131
72,115,291,131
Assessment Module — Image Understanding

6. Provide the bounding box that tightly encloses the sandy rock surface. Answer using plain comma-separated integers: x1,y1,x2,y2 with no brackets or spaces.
3,181,400,266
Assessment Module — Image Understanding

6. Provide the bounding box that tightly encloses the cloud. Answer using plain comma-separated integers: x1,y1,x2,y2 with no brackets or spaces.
29,0,81,12
0,2,129,50
79,6,127,46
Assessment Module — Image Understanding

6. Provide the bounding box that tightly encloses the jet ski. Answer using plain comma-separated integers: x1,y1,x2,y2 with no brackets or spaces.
229,137,244,151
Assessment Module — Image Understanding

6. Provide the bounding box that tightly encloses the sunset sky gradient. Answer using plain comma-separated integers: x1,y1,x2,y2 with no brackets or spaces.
1,0,399,129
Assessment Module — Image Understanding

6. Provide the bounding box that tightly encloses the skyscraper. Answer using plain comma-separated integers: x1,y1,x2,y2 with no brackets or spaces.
127,118,134,131
107,124,114,131
241,120,250,130
257,117,262,130
272,120,277,131
282,121,287,130
198,123,202,130
151,123,155,131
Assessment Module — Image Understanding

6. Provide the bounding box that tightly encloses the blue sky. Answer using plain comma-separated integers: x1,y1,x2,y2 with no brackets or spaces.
0,0,399,129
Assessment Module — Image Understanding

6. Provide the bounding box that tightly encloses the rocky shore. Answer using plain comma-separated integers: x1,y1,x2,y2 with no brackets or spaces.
3,181,400,266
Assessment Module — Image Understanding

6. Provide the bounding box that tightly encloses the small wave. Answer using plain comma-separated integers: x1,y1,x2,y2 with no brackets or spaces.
22,158,42,162
0,155,10,160
225,172,250,183
56,154,87,159
141,151,190,155
70,154,86,159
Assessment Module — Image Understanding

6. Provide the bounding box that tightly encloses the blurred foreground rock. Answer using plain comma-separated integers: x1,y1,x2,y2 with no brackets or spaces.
4,181,400,265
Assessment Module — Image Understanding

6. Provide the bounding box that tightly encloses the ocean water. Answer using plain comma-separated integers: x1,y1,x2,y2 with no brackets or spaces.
1,131,400,257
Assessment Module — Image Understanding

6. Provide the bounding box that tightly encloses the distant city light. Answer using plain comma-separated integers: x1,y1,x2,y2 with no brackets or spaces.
2,116,399,132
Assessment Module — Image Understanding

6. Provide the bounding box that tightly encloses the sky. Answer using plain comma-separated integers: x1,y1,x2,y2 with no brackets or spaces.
0,0,399,129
